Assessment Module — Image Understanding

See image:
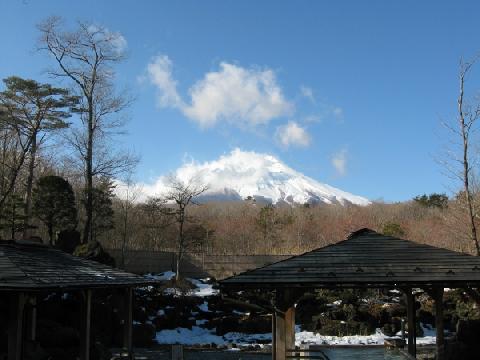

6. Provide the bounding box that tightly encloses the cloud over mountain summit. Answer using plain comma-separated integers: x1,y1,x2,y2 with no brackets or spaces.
138,149,369,206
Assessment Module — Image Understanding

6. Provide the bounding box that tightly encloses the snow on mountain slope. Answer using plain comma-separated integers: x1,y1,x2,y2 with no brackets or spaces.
140,149,370,206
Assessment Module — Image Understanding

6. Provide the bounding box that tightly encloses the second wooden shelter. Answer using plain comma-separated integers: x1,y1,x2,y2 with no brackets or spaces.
220,228,480,360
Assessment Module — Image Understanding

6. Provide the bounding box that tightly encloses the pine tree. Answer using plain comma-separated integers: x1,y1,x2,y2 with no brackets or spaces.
0,76,78,237
32,176,77,245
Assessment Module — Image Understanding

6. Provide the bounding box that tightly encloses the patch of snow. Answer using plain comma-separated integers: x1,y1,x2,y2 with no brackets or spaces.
198,302,210,312
156,326,224,345
188,278,219,297
296,328,385,346
156,324,438,347
145,271,175,281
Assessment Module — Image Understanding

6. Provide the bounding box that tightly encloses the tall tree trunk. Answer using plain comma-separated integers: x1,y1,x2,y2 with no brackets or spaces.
83,99,94,245
176,207,185,282
121,202,128,269
23,133,37,240
458,68,480,255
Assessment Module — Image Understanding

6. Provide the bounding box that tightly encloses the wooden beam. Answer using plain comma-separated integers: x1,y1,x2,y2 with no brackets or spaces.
405,289,416,358
8,292,25,360
80,289,92,360
433,287,445,360
123,287,133,356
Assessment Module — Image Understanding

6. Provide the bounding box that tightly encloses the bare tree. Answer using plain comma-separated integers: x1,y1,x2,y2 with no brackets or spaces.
441,56,480,255
458,57,480,255
38,16,135,245
116,177,142,269
163,176,208,281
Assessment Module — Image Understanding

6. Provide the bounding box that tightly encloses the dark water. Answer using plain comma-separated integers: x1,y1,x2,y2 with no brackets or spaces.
144,347,407,359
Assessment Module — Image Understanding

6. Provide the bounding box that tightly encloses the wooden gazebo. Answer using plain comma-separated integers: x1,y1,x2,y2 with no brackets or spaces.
0,239,157,360
220,228,480,360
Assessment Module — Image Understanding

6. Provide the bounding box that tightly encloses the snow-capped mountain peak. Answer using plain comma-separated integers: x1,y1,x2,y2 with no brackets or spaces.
140,149,370,206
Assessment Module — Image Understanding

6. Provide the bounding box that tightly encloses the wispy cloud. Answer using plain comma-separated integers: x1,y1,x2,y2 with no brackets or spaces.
146,55,293,128
332,107,344,121
300,85,315,103
275,121,311,148
147,55,184,108
332,148,348,176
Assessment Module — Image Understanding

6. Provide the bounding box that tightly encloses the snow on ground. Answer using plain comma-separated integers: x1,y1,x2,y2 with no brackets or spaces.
296,328,386,346
156,327,225,345
156,326,437,347
145,271,176,281
156,326,272,347
149,272,437,347
188,278,219,297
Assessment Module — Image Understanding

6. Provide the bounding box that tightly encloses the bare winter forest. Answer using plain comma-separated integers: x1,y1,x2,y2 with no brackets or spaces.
101,194,477,256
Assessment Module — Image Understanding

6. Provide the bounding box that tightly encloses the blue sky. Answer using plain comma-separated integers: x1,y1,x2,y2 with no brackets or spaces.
1,0,480,202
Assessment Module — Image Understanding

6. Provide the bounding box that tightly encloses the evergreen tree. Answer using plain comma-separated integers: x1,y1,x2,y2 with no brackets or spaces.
413,193,448,209
0,76,78,237
88,179,115,242
382,222,405,237
32,175,77,245
0,193,28,240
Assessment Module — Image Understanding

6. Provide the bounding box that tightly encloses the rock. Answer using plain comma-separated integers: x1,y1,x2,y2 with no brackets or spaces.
73,242,115,266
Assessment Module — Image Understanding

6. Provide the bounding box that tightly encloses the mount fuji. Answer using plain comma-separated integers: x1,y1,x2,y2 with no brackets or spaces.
140,149,370,206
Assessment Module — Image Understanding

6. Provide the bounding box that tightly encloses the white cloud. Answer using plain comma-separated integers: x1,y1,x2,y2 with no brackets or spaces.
275,121,311,148
146,55,292,128
300,85,315,102
147,55,184,108
332,148,348,176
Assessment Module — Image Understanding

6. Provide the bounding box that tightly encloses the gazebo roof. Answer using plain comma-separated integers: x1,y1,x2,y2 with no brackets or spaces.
0,240,156,291
220,228,480,289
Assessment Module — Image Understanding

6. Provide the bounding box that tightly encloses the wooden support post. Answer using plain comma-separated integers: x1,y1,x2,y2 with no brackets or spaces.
273,289,297,360
274,310,286,360
433,287,445,360
285,306,295,352
272,313,276,360
30,296,37,341
123,287,133,357
8,292,26,360
80,289,92,360
405,289,416,358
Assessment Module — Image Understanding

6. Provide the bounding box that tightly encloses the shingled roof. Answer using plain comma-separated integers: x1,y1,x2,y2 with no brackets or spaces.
0,240,156,291
220,228,480,289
